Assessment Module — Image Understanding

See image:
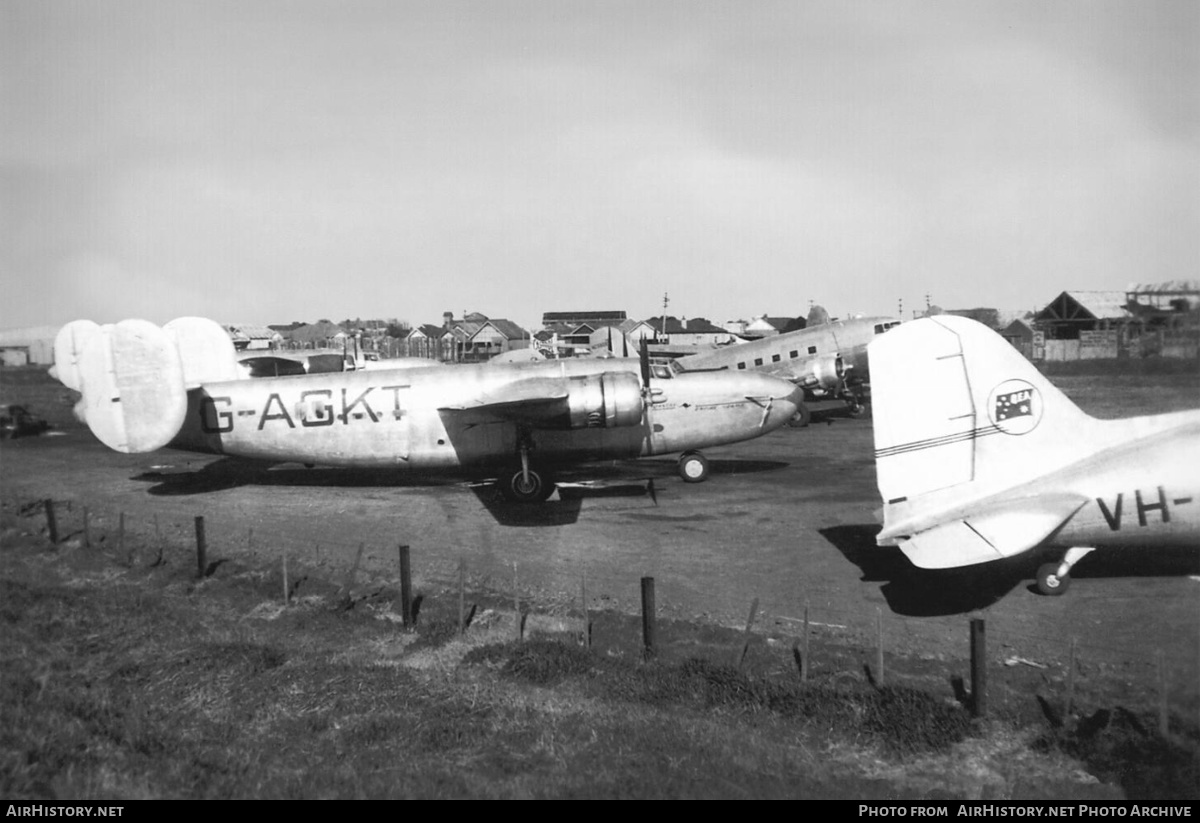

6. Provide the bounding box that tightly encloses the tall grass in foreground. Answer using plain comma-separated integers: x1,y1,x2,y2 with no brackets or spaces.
1,505,1196,799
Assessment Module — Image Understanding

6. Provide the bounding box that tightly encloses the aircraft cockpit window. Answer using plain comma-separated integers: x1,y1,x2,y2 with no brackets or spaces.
875,322,901,334
651,362,677,380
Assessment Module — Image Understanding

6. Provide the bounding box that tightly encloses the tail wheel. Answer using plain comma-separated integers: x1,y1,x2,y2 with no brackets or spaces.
1036,563,1070,596
497,463,556,503
786,403,811,428
677,451,710,483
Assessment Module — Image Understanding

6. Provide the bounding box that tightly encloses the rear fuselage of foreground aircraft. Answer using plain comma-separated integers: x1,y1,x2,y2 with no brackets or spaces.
869,315,1200,594
676,316,901,423
53,317,802,502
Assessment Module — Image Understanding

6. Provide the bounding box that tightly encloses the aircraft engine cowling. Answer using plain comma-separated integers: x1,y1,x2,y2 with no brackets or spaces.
797,354,844,392
563,371,644,429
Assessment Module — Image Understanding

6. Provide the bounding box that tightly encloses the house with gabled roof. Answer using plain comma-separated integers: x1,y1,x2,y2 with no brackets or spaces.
432,312,532,362
282,321,348,349
741,315,795,339
225,324,282,351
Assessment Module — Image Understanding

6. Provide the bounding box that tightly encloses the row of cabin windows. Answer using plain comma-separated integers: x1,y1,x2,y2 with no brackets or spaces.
736,344,820,370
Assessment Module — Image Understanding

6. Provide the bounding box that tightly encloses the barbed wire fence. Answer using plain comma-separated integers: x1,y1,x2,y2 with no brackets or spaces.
17,494,1200,735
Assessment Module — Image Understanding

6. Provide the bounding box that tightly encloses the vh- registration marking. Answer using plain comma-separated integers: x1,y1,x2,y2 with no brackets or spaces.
199,385,411,434
1096,487,1194,531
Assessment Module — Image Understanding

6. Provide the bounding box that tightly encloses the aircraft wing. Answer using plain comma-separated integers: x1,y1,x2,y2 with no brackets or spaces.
885,492,1088,569
438,377,572,424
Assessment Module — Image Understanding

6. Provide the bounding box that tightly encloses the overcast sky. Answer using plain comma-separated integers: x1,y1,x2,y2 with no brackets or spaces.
3,0,1196,331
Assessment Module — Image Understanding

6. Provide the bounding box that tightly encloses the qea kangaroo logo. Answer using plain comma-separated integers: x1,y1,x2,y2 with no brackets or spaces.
986,379,1042,435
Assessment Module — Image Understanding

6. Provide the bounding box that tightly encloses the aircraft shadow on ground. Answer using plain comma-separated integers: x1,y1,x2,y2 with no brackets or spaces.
133,458,460,496
629,457,789,478
133,457,663,528
820,524,1029,616
466,485,591,527
822,524,1200,613
1054,546,1200,584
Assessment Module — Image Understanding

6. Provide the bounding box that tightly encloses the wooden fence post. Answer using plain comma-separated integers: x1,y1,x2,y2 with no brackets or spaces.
1157,650,1169,736
1066,638,1077,719
802,602,810,683
970,618,987,718
44,499,58,544
398,545,413,627
458,559,466,635
876,607,885,686
193,516,206,578
641,577,656,660
580,573,590,649
512,562,522,641
736,598,759,670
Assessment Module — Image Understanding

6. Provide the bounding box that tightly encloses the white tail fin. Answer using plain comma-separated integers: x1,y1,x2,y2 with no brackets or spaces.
52,317,239,453
70,320,189,453
163,317,241,386
869,316,1099,526
52,320,102,392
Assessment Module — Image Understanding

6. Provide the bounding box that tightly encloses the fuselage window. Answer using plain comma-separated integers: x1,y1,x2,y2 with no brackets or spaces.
807,346,817,355
789,350,798,359
754,358,763,366
737,362,746,370
771,354,781,362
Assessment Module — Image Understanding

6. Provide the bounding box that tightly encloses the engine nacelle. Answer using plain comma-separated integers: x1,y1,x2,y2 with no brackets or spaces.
797,354,844,392
563,371,644,429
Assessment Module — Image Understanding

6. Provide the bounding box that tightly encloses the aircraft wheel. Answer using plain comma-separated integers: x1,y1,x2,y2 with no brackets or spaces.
786,404,811,428
497,464,556,503
678,451,710,483
847,402,871,420
1036,563,1070,596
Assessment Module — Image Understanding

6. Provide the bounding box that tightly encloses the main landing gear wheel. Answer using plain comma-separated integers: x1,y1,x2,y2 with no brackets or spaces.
786,404,811,428
497,463,556,503
677,451,710,483
1036,563,1070,596
847,402,870,420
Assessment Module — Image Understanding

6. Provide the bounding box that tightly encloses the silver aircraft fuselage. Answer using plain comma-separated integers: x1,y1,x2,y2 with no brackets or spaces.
169,358,803,474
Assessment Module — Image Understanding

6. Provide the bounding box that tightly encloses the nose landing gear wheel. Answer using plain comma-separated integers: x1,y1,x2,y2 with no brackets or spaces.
677,451,710,483
1036,563,1069,596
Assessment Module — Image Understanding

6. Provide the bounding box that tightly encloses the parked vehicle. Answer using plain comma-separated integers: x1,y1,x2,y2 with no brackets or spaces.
0,404,50,439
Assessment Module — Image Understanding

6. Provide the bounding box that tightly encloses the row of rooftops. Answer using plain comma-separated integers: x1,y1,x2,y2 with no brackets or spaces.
258,311,811,347
269,284,1196,346
230,284,1198,351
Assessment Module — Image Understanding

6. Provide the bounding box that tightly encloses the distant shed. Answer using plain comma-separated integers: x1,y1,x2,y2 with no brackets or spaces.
0,326,60,365
1034,291,1132,340
1000,318,1037,358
